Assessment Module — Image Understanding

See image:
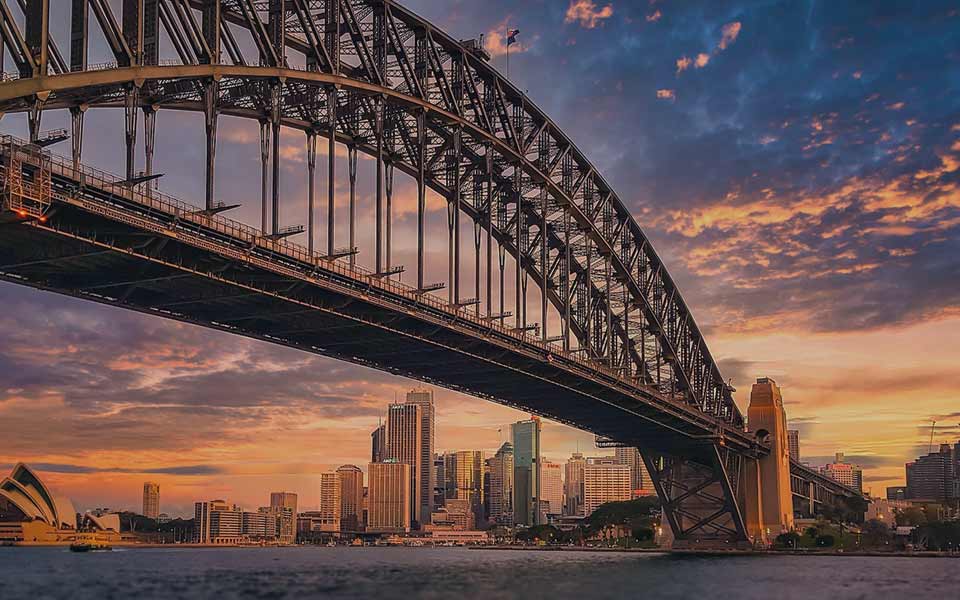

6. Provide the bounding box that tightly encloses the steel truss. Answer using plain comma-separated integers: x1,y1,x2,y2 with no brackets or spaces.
0,0,769,544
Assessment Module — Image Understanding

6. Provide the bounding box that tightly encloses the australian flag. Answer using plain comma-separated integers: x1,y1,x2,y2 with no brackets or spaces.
507,29,520,46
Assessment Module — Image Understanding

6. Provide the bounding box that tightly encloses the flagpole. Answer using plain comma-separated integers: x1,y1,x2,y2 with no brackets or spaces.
506,29,510,79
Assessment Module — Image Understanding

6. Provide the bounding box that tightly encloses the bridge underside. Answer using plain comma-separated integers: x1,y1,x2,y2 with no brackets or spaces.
1,214,723,457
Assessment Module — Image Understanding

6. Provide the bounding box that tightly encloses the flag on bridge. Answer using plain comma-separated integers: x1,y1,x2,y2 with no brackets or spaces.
507,29,520,46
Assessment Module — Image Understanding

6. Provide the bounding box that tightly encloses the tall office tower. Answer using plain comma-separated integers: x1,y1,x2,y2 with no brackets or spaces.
614,447,652,497
564,452,586,516
270,491,298,516
371,423,386,463
433,454,446,509
787,430,801,462
336,465,364,532
511,417,542,526
142,482,160,520
367,461,411,533
193,500,243,543
405,387,436,525
318,472,342,532
386,403,422,527
486,442,514,524
454,450,486,526
583,457,632,516
540,460,563,519
906,443,957,502
443,452,458,499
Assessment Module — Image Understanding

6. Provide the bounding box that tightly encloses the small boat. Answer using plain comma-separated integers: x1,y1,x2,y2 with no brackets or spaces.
70,533,112,552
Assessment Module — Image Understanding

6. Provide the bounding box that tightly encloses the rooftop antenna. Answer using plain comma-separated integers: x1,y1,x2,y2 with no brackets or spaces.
928,420,936,454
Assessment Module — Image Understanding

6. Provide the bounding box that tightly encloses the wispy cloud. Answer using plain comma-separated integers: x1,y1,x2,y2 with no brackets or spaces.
565,0,614,29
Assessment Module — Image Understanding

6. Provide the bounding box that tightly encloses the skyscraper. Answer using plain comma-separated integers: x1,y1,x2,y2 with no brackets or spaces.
405,387,436,525
614,447,653,496
486,442,514,524
371,423,386,463
336,464,364,532
386,403,422,527
583,457,632,516
540,460,563,519
453,450,486,526
318,472,342,532
270,491,298,515
564,452,586,516
193,500,242,544
787,430,800,462
142,482,160,520
906,443,958,502
511,417,542,526
433,454,446,509
368,461,411,533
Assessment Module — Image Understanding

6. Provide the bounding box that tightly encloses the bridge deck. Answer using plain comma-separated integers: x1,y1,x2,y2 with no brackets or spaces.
0,136,762,459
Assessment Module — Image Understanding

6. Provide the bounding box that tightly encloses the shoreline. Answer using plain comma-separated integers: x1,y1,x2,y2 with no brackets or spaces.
471,545,960,558
4,543,958,557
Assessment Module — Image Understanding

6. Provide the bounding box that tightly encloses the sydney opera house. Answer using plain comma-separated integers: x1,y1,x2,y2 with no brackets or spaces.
0,463,120,544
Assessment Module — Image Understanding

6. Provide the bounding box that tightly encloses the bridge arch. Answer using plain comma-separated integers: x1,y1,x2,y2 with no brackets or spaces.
0,1,740,427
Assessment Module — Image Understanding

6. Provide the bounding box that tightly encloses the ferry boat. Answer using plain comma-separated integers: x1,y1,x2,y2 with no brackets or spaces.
70,532,113,552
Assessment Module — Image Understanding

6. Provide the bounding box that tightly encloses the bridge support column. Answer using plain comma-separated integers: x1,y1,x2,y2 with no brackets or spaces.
203,80,218,210
327,86,337,257
375,98,384,274
259,118,270,233
270,83,281,235
642,446,750,549
348,144,358,268
124,86,139,180
306,130,317,254
485,150,493,318
744,377,795,545
386,160,394,272
416,111,426,289
70,105,86,172
143,105,156,196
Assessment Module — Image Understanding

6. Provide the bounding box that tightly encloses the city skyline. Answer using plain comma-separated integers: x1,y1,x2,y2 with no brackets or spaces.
0,0,957,520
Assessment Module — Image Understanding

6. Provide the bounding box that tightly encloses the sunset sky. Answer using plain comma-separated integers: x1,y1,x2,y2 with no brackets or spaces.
1,0,958,518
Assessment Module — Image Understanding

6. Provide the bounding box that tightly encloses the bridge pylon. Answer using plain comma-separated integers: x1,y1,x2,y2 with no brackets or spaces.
744,377,795,544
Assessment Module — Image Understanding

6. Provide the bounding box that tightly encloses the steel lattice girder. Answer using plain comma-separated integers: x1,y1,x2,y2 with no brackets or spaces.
0,0,741,427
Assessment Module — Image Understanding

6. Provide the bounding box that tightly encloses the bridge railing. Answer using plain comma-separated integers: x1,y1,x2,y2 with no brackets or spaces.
2,134,677,404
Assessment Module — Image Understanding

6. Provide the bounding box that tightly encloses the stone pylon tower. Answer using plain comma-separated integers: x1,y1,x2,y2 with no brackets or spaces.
744,377,794,544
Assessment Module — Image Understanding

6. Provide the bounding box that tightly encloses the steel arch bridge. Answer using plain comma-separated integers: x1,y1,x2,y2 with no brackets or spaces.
0,0,785,545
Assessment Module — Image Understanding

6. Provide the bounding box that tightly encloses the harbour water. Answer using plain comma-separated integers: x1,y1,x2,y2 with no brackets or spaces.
1,546,956,599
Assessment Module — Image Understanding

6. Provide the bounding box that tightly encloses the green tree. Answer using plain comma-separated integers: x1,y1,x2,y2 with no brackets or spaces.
860,519,893,549
896,507,927,527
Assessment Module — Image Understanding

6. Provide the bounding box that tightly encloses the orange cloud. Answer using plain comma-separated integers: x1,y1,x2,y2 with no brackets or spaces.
646,10,661,22
564,0,614,29
719,21,742,50
695,52,711,68
676,56,692,74
656,88,676,101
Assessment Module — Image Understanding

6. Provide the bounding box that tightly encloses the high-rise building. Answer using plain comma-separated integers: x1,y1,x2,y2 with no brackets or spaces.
787,430,800,462
318,472,342,533
583,457,632,516
906,443,958,502
821,453,863,493
386,403,422,527
437,498,474,530
405,388,436,525
511,417,542,526
540,460,563,519
564,452,586,516
443,452,458,499
433,454,446,509
614,447,653,497
270,491,298,516
142,482,160,520
241,510,275,539
371,423,387,463
367,461,411,533
259,505,295,544
336,465,364,532
193,500,243,544
485,442,514,525
453,450,485,526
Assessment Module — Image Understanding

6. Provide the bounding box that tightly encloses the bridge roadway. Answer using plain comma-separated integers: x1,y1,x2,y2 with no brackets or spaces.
0,135,760,462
